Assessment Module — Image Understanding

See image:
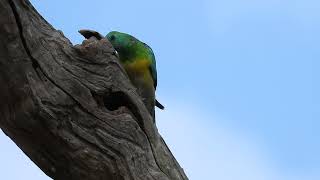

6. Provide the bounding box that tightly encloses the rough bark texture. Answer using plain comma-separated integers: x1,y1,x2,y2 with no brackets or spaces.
0,0,188,179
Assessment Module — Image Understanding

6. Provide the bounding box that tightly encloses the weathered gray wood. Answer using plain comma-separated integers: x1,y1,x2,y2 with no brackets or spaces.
0,0,188,179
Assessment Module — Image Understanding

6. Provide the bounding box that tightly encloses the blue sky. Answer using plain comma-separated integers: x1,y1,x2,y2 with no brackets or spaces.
0,0,319,179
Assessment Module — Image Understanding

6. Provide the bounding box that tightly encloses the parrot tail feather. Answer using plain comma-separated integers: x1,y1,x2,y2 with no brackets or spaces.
155,99,165,110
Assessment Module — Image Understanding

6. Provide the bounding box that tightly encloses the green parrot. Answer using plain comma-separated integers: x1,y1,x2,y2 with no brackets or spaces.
106,31,164,119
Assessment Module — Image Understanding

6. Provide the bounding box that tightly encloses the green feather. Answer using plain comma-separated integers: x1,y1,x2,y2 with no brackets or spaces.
106,31,164,111
144,43,158,89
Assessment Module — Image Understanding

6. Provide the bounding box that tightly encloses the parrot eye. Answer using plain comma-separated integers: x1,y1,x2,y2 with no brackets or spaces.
109,35,116,41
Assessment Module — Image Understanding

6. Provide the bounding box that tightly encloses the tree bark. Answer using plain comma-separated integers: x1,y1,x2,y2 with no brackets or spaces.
0,0,188,179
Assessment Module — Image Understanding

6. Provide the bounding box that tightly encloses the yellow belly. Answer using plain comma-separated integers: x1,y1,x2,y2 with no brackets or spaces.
122,59,156,117
123,59,154,87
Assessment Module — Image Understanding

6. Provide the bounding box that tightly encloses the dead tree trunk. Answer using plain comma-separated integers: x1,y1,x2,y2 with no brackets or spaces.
0,0,188,179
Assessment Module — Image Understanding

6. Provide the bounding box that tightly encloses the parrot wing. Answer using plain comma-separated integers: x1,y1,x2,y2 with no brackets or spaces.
143,42,165,110
144,43,158,89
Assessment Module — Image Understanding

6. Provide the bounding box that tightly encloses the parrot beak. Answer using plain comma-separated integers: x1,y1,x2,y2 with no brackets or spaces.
114,50,120,59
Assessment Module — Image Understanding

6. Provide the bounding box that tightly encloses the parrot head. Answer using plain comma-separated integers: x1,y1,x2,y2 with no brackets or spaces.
106,31,137,58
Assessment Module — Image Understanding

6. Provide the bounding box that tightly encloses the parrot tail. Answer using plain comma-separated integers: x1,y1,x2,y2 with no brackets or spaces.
155,99,165,110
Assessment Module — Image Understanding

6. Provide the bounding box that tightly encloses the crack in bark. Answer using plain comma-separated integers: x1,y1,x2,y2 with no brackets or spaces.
7,0,39,69
7,0,100,124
